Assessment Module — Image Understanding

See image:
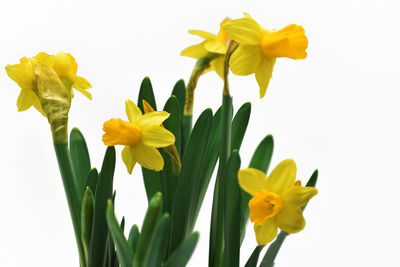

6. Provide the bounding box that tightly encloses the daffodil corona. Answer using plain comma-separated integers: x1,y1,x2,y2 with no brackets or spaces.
103,100,175,172
181,18,231,78
5,52,92,115
223,13,308,98
238,159,317,245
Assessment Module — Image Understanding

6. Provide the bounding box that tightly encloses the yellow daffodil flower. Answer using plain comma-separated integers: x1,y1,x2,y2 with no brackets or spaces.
223,13,308,98
103,100,175,172
181,18,231,78
5,51,92,115
238,159,317,245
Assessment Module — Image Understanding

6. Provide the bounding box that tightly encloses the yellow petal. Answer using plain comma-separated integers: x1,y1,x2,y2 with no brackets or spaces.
188,29,217,40
261,24,308,59
267,159,296,195
72,75,92,90
137,111,170,128
204,39,226,54
282,186,318,208
102,119,142,146
5,63,34,90
16,89,37,112
181,43,208,59
32,97,46,116
254,219,278,245
33,52,55,66
255,58,276,98
122,146,136,174
142,126,175,147
142,99,155,113
238,168,268,196
131,142,164,171
223,17,263,45
125,100,143,123
210,56,225,79
276,206,305,233
229,45,262,76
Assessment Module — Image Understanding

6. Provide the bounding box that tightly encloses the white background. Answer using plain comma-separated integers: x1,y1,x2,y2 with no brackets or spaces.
1,0,400,266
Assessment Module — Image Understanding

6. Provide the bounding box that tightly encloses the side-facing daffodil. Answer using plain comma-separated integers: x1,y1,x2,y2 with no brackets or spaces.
238,159,317,245
223,13,308,98
103,100,175,172
181,18,231,78
5,51,92,115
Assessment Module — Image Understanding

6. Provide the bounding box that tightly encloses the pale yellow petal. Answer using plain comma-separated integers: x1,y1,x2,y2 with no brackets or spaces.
137,111,170,128
204,39,226,54
32,97,46,116
223,17,263,45
5,63,34,90
254,219,278,245
210,56,225,79
238,168,268,196
188,29,217,40
125,100,143,123
181,43,208,59
16,89,36,112
132,142,164,171
229,45,262,76
276,206,305,233
255,58,276,98
72,75,92,90
282,186,318,208
122,146,136,174
142,126,175,147
267,159,296,195
33,52,55,66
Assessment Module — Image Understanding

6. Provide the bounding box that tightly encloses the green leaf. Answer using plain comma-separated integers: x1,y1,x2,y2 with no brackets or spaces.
128,225,140,255
192,107,222,223
144,214,171,267
106,200,134,267
141,168,162,202
163,232,199,267
161,97,181,214
171,79,186,119
224,151,241,267
88,146,116,267
70,127,91,204
81,187,94,263
170,109,212,252
244,246,264,267
260,170,319,267
209,95,233,267
231,102,251,151
86,168,98,196
134,192,163,267
164,96,181,157
240,135,274,243
137,77,157,112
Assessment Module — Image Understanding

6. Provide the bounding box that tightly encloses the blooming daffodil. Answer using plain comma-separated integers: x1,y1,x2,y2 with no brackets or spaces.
223,13,308,98
103,100,175,172
238,159,317,245
181,18,231,78
5,52,92,115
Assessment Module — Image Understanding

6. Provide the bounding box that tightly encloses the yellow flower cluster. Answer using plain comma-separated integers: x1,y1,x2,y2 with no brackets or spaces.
181,13,308,98
5,52,92,116
238,160,317,245
103,100,175,172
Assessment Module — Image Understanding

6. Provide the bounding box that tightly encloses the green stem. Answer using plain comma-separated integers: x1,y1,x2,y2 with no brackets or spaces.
182,55,217,153
54,143,86,267
209,95,232,267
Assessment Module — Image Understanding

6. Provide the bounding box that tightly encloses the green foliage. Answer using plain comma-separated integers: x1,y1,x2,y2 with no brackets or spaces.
163,232,199,267
70,128,91,206
170,109,213,252
106,201,134,267
88,146,116,267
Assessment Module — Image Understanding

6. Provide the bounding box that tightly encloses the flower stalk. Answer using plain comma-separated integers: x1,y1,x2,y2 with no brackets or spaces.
54,143,86,267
